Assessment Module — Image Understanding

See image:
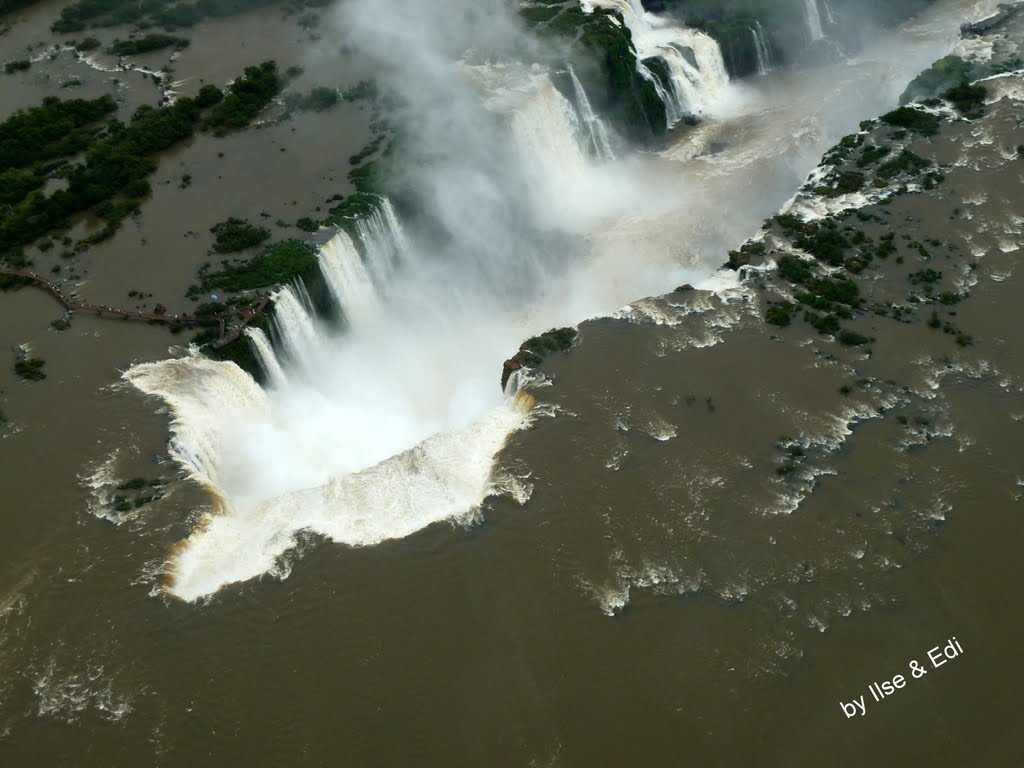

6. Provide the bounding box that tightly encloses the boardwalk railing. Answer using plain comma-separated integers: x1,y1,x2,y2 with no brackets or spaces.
1,267,269,345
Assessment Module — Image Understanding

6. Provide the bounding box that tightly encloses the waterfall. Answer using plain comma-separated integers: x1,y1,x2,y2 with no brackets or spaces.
568,65,615,160
354,197,411,286
823,0,836,26
580,0,731,123
245,327,287,388
318,228,381,330
751,21,774,76
503,70,589,191
804,0,824,42
270,283,320,365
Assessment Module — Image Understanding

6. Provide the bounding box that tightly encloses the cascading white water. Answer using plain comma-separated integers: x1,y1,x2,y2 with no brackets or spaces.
823,0,836,27
270,283,320,365
245,327,287,388
751,21,774,76
468,63,598,225
580,0,731,123
510,76,588,185
804,0,825,42
354,197,411,287
124,0,982,602
568,66,615,161
317,228,380,330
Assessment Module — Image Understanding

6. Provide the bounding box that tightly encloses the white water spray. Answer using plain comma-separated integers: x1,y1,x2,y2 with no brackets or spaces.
245,327,287,388
317,228,381,330
124,0,988,601
569,66,616,160
752,21,775,76
580,0,731,123
804,0,825,42
823,0,837,26
354,197,411,287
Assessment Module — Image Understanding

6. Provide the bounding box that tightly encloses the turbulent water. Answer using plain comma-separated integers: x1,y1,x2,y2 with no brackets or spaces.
581,0,732,122
2,0,1023,762
120,0,1006,601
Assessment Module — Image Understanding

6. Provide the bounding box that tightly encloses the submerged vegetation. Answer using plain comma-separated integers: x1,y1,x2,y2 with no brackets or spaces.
205,61,281,132
108,34,189,56
3,59,30,74
13,356,46,381
210,218,271,253
49,0,326,33
752,88,984,355
0,62,282,263
283,85,340,114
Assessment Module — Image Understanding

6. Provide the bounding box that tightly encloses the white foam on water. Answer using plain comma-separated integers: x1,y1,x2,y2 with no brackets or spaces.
31,656,135,725
123,0,998,605
165,395,534,602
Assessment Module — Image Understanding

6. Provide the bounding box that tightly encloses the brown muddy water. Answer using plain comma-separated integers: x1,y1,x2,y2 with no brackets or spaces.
1,0,1023,765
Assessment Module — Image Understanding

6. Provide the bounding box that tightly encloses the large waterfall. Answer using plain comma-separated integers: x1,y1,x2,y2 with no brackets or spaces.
128,202,541,601
123,0,970,602
125,65,622,601
580,0,731,123
804,0,825,42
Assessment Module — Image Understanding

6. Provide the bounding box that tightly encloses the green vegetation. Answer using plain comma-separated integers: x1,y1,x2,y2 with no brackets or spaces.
192,239,318,294
108,34,189,56
51,0,288,34
900,55,973,104
793,221,851,267
514,327,579,367
0,0,46,15
813,170,865,197
283,85,340,114
0,95,117,173
205,61,280,131
342,80,376,102
857,144,891,167
942,82,987,115
3,59,30,74
838,329,870,346
210,217,270,253
74,36,102,51
880,106,940,136
0,96,199,252
521,4,666,142
14,357,46,381
195,84,224,108
0,63,276,259
874,148,929,180
765,301,793,327
909,268,942,286
323,192,380,228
